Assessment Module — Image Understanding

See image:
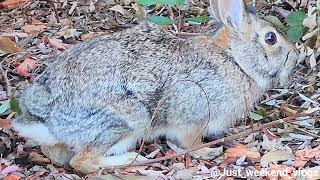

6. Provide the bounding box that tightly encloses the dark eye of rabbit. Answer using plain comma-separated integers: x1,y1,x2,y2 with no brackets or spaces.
265,32,277,45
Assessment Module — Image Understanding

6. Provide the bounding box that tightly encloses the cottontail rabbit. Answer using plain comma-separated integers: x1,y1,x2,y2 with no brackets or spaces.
12,0,298,173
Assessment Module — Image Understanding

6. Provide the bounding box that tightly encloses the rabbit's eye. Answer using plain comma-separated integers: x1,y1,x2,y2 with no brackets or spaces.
265,32,277,45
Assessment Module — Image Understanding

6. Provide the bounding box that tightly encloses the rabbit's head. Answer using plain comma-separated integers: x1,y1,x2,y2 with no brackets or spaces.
210,0,298,89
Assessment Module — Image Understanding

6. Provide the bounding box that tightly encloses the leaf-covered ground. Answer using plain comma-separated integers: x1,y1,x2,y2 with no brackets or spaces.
0,0,320,179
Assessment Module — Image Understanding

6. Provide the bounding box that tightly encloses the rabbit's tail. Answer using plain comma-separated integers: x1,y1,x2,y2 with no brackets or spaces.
12,82,57,144
12,114,58,145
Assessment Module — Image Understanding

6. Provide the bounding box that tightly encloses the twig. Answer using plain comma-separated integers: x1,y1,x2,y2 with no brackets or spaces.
285,121,320,139
49,0,60,23
103,113,310,170
0,63,12,97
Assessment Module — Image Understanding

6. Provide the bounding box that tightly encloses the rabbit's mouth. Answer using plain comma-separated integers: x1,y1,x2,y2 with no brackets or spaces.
278,50,298,87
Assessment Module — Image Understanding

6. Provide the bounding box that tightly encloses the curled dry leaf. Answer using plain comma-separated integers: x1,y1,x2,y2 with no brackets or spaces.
260,151,295,167
0,0,30,10
0,37,24,54
263,128,279,141
43,37,71,50
224,144,261,161
16,58,37,77
21,24,47,33
281,106,298,117
294,146,320,167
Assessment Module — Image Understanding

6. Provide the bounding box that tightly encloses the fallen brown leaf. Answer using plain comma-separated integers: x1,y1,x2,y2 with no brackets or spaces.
262,128,279,140
43,36,71,50
3,175,21,180
224,144,261,161
0,118,12,129
294,146,320,167
0,37,24,54
0,0,30,9
281,106,298,117
260,151,294,167
21,24,47,33
16,58,37,77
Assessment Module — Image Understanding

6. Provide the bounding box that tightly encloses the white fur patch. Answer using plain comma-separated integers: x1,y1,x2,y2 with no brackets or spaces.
101,152,148,167
106,134,142,156
12,121,58,145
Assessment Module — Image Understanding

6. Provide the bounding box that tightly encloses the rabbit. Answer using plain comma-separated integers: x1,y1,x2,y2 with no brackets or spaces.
12,0,298,173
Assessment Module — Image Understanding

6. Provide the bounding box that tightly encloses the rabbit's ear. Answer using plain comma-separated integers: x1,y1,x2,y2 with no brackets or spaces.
210,0,251,33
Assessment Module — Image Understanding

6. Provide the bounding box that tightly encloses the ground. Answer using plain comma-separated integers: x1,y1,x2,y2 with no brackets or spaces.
0,0,320,179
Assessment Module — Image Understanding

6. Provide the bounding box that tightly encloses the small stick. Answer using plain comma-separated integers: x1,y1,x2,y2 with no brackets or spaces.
0,63,12,97
285,121,320,139
103,113,309,170
49,0,60,23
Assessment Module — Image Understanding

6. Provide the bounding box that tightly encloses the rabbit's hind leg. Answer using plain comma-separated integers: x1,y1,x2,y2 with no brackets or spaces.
70,135,148,173
69,146,102,174
41,143,75,166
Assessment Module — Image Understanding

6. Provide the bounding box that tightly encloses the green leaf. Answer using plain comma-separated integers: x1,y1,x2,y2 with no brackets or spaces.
256,108,267,117
0,100,11,114
185,16,213,24
148,16,175,26
10,98,20,114
264,15,285,31
249,112,264,121
137,0,185,6
286,11,307,27
287,26,305,42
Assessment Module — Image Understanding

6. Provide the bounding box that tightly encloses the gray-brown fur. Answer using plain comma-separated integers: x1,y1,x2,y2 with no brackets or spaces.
12,0,298,173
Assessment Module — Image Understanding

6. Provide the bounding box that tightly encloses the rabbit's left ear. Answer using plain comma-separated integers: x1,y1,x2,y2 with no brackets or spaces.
210,0,252,34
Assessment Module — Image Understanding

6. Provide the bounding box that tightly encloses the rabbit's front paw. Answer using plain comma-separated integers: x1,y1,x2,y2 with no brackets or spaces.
41,144,75,166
